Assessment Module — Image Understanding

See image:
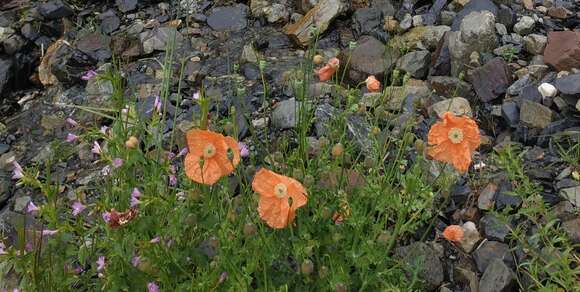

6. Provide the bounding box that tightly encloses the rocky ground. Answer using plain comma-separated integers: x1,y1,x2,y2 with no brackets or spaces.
0,0,579,291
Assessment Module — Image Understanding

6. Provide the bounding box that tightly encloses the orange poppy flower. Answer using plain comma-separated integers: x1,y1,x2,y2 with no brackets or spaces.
365,75,381,92
442,225,464,242
184,129,240,185
427,112,481,173
316,57,340,81
252,168,308,229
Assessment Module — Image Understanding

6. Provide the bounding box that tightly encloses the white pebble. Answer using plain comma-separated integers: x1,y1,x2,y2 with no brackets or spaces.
538,83,558,98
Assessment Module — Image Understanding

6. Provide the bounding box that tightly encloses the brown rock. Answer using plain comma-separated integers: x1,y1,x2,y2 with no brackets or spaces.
544,31,580,72
38,39,66,86
285,0,349,47
547,7,570,19
522,0,533,10
340,35,398,83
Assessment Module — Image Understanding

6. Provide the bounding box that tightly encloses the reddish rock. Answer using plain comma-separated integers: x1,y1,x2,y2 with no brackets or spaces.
547,7,570,19
544,31,580,72
470,57,512,102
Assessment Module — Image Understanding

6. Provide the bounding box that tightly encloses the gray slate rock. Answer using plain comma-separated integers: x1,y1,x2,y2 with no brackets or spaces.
395,242,444,291
480,214,511,242
140,27,184,54
554,73,580,96
501,101,519,127
561,217,580,244
451,0,498,31
343,36,397,83
116,0,138,12
396,50,430,79
520,100,553,129
272,98,300,129
76,33,112,61
207,4,249,31
0,58,13,99
473,241,514,273
479,258,516,292
38,0,74,19
560,186,579,207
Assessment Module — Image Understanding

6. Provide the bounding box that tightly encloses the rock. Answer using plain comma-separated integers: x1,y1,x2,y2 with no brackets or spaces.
76,33,112,62
429,76,472,98
389,26,451,52
207,4,249,31
396,50,430,79
116,0,138,12
451,0,497,31
520,85,542,103
547,7,571,19
537,83,557,98
513,16,535,35
352,8,381,39
507,74,531,96
480,214,511,242
0,144,9,155
495,23,507,35
522,0,533,10
14,196,31,213
554,73,580,96
523,34,547,55
429,97,472,118
370,0,395,16
544,31,580,72
285,0,348,46
560,186,579,207
577,100,580,112
38,0,74,19
561,218,580,244
272,98,302,129
479,258,516,292
470,58,511,102
399,14,412,31
140,27,184,54
395,242,444,291
240,44,259,63
478,183,497,210
51,44,96,86
342,36,397,83
99,10,121,34
495,192,522,210
250,0,290,23
459,221,481,253
0,58,13,98
0,171,9,207
501,101,519,127
520,100,553,129
448,11,498,76
472,241,514,273
314,103,372,152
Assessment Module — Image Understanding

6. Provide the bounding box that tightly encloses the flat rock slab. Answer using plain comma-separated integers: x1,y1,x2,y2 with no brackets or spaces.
207,4,249,32
470,58,511,102
285,0,349,47
544,31,580,72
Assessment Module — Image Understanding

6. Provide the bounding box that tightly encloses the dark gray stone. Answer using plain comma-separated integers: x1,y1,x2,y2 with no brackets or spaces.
480,214,511,242
554,73,580,96
100,10,121,34
0,58,13,99
470,58,512,102
561,217,580,244
473,241,514,273
397,50,430,79
479,258,516,292
370,0,395,16
38,0,74,19
352,8,382,39
501,101,519,127
207,4,249,31
495,192,523,210
520,85,542,103
451,0,498,31
76,33,112,61
116,0,138,12
342,36,397,83
0,144,9,155
395,242,444,291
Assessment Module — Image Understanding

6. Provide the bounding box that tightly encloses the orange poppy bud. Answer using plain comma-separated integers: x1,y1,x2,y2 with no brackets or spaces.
365,75,381,92
317,64,336,81
442,225,464,242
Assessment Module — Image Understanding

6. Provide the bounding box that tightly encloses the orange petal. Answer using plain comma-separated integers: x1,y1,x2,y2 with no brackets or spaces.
317,65,336,82
252,168,281,198
258,196,289,229
223,136,241,168
184,154,224,185
427,121,450,146
451,143,472,173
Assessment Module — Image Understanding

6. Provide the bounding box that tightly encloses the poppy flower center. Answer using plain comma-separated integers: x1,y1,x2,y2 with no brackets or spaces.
448,128,464,144
203,144,217,158
274,183,288,198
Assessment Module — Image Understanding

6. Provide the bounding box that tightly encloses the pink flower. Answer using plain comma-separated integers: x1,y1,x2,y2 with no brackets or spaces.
167,152,176,160
169,175,177,186
71,201,86,216
26,201,40,214
100,126,109,135
91,141,102,155
0,241,7,255
177,147,188,158
192,92,200,100
41,229,58,236
102,212,111,223
112,158,124,168
65,118,78,127
96,256,106,271
122,106,129,114
150,237,160,244
238,142,250,157
147,282,159,292
153,96,161,112
130,188,141,207
66,133,78,143
81,70,97,81
12,161,24,180
131,256,141,267
74,266,84,274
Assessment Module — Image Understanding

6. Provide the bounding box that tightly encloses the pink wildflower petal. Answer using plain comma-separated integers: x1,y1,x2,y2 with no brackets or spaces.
169,175,177,186
177,147,188,157
238,142,250,157
65,118,78,127
27,201,40,214
66,133,78,143
150,237,160,243
102,212,111,223
96,256,106,271
131,256,141,267
81,70,97,81
12,161,24,180
147,282,159,292
112,158,124,168
91,141,102,155
41,229,58,236
71,201,86,216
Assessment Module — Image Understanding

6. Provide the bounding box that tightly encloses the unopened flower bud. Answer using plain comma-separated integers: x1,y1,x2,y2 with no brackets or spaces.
125,136,139,149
